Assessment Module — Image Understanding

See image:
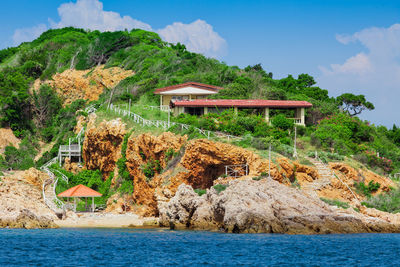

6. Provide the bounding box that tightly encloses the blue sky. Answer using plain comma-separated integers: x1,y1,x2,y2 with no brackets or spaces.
1,0,400,126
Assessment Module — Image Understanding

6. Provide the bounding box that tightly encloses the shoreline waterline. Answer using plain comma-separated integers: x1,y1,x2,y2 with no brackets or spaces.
1,228,400,266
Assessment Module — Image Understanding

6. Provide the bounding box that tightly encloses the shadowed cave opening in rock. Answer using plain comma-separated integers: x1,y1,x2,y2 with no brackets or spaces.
198,161,250,189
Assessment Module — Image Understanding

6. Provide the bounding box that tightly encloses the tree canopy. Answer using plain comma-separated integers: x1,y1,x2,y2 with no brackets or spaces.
337,93,375,116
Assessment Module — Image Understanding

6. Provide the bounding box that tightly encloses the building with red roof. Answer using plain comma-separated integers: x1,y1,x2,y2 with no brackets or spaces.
154,82,223,110
154,82,313,126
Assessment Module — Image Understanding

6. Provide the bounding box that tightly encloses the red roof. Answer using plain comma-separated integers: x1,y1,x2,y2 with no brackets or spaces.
58,184,102,198
154,82,223,94
171,99,313,108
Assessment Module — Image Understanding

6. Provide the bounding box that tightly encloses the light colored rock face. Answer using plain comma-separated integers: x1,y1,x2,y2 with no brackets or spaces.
0,128,20,153
0,171,58,228
159,180,400,234
33,65,134,106
83,119,126,178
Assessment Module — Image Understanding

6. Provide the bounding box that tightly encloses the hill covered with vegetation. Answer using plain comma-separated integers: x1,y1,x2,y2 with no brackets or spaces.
0,27,399,178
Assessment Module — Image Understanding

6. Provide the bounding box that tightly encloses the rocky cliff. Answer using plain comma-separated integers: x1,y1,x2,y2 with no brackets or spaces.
0,170,58,228
80,123,399,233
125,132,187,215
122,134,322,216
316,162,395,203
33,65,134,106
159,180,400,234
83,119,126,178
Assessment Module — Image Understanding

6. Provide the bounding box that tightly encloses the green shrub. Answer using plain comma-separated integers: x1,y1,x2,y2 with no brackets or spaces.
354,180,381,197
141,159,162,181
118,180,134,195
362,187,400,213
194,188,206,196
320,198,350,209
213,184,228,194
271,114,294,131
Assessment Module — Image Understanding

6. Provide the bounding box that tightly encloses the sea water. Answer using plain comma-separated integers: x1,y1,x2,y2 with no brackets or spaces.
0,228,399,266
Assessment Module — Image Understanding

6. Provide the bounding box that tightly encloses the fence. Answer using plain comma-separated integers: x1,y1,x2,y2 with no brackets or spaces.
108,103,243,142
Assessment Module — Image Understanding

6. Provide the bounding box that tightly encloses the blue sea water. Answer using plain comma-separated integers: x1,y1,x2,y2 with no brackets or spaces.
0,229,400,266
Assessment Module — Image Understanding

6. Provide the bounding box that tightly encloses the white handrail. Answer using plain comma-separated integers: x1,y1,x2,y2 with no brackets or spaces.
108,104,243,142
314,156,360,205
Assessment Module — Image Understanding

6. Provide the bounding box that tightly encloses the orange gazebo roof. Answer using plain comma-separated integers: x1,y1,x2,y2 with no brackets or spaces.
58,184,102,198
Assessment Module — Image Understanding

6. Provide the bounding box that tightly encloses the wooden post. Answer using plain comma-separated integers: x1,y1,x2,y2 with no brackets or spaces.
78,136,81,163
69,138,71,160
168,107,170,129
92,197,94,213
85,197,87,212
293,126,297,158
268,144,271,178
74,197,76,212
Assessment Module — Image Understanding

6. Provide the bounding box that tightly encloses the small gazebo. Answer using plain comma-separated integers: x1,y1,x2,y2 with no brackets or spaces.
58,184,102,212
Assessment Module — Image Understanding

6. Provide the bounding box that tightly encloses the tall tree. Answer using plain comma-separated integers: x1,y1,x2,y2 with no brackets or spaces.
336,93,375,116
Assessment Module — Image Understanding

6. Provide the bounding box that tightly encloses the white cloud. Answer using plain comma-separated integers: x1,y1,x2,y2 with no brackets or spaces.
320,52,373,75
11,0,227,58
12,24,48,45
50,0,152,31
318,23,400,126
157,19,227,58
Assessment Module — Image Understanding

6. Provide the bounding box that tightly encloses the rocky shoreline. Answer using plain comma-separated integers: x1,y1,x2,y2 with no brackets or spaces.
158,179,400,234
0,170,58,229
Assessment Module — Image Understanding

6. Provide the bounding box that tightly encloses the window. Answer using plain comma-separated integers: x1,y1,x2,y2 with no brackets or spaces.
172,95,189,101
185,107,204,116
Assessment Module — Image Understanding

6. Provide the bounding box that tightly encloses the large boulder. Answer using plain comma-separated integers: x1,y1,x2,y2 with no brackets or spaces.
159,179,400,234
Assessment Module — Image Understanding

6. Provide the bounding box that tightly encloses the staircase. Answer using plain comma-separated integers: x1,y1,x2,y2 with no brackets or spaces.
40,104,97,214
301,157,334,198
302,156,360,205
41,158,67,214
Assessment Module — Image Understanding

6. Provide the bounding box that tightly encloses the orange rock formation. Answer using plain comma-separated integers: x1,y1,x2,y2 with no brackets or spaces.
125,132,187,215
33,65,134,106
317,163,395,202
82,119,126,178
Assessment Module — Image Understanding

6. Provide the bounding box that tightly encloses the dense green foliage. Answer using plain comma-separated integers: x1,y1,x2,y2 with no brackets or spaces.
141,159,162,181
1,26,400,178
54,167,113,205
362,188,400,213
0,136,38,170
354,180,381,197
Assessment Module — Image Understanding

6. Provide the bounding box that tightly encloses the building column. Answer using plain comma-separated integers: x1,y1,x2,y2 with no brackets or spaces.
300,107,305,126
234,107,238,116
264,107,270,124
204,107,208,115
160,95,163,108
